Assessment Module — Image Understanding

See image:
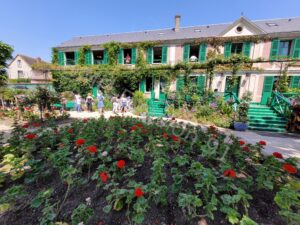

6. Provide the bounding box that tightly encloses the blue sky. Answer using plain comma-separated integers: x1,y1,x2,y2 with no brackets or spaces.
1,0,300,62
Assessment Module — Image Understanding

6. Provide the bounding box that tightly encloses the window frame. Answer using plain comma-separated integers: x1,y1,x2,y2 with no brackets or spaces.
231,43,244,55
153,47,163,64
278,40,293,58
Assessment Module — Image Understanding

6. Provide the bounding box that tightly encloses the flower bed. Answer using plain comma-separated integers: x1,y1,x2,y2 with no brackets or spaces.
0,117,299,225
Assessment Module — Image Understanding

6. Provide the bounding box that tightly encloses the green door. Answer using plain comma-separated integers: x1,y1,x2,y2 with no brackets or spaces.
261,76,275,105
159,78,167,101
224,76,240,101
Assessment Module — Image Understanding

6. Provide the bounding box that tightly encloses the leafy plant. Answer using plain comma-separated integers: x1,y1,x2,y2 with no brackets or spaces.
71,203,94,225
31,188,54,208
178,193,203,218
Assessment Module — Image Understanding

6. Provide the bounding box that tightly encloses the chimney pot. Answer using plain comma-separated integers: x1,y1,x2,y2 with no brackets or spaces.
175,15,181,32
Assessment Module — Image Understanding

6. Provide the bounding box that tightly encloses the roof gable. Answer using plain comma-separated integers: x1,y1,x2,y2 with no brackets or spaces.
219,16,266,37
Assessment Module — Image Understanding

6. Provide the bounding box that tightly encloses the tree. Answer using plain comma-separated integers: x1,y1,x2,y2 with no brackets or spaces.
0,41,13,87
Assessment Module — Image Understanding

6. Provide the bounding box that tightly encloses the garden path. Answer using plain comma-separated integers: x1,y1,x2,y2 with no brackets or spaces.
68,111,300,159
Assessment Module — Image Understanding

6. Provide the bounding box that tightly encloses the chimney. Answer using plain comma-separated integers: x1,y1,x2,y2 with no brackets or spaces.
175,15,181,32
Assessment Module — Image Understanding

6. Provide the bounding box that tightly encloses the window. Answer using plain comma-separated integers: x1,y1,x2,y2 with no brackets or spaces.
65,52,75,65
145,77,152,92
278,40,292,57
189,45,199,62
236,26,243,33
123,49,132,64
17,60,22,68
231,43,243,54
93,50,104,64
18,70,24,78
153,47,162,63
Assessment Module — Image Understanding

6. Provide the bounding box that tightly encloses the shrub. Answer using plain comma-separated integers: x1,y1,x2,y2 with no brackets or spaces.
132,91,146,107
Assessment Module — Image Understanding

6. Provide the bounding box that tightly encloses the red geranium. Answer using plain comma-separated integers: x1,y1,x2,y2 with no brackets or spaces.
83,118,89,123
259,140,267,146
282,164,297,174
25,133,37,140
117,160,125,169
171,135,179,142
136,123,143,128
22,123,29,129
223,169,236,178
99,172,108,182
239,140,246,146
67,128,74,133
243,146,250,152
272,152,283,159
134,187,144,198
162,133,168,139
141,129,147,134
76,138,85,146
86,145,97,153
131,125,137,131
45,113,50,118
33,123,40,127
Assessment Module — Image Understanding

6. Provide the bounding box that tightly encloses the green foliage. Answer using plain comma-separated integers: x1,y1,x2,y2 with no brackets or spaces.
78,45,91,65
278,67,289,92
240,216,259,225
102,41,122,65
275,186,300,224
235,102,249,123
133,91,146,107
51,48,59,65
0,185,27,205
0,41,14,87
31,188,54,208
178,193,203,218
71,203,94,225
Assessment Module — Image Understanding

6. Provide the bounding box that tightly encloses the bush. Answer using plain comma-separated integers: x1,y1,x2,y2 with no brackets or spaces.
195,104,214,117
132,91,146,107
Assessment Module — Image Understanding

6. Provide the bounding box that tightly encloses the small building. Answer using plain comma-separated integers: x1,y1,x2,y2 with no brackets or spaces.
8,54,52,84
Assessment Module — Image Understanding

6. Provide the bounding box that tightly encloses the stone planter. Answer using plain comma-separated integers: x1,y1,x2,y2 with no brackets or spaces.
233,121,248,131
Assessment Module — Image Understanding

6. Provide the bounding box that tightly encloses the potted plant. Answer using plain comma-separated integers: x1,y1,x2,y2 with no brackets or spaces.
233,101,249,131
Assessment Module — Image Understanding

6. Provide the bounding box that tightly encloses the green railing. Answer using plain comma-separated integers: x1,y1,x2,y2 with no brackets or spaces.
270,91,292,118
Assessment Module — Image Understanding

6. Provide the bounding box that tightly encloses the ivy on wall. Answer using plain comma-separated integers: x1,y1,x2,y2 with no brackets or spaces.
78,45,91,65
51,48,59,65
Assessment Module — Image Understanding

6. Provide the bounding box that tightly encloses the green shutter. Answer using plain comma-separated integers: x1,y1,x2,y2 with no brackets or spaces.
140,79,146,92
74,51,79,65
292,39,300,59
261,76,275,104
199,43,207,63
147,48,153,64
162,45,168,64
118,48,123,64
270,39,280,60
176,76,185,91
290,76,300,88
58,51,65,66
85,50,92,65
196,75,206,93
183,44,190,62
103,50,108,64
224,42,232,58
243,42,252,58
131,48,137,65
92,86,98,97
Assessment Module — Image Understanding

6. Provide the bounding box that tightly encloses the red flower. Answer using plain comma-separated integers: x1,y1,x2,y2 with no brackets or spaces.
45,113,50,118
83,118,89,123
259,140,267,146
116,160,125,169
223,169,236,178
67,128,73,133
171,135,179,142
282,164,297,174
272,152,283,159
22,123,29,129
243,146,250,152
76,138,85,146
239,140,246,146
136,123,143,128
86,145,97,153
33,123,40,127
211,134,218,139
134,187,144,198
162,133,168,139
131,125,137,131
141,129,147,134
25,133,37,140
99,172,108,182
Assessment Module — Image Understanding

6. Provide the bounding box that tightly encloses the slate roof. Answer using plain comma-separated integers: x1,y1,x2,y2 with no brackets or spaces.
57,17,300,48
8,54,47,67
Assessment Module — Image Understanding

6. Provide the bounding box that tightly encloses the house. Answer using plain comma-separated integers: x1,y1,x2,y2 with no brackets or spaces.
8,54,52,84
55,16,300,105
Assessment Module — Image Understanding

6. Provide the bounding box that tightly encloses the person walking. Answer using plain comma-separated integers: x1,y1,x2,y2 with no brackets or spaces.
86,93,93,112
97,91,105,115
121,95,127,114
74,93,81,112
112,97,119,114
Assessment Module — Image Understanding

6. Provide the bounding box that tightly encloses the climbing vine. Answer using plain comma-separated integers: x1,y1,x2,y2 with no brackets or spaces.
51,48,59,65
78,45,91,65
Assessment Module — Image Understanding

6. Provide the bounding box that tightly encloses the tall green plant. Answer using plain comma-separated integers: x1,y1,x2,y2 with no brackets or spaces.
51,48,59,65
0,41,13,87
